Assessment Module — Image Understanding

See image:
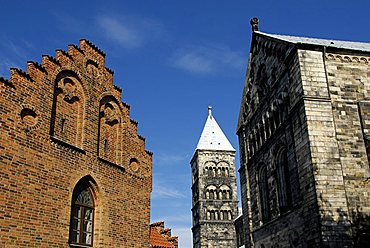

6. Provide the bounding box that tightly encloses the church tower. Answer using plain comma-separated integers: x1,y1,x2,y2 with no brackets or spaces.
191,107,238,248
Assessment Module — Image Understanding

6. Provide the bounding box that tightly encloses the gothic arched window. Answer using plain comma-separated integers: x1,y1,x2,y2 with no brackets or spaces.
275,147,292,213
258,165,270,223
69,181,95,246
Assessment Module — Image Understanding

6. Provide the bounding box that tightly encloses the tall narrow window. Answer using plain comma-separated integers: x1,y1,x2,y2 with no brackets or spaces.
209,190,214,200
61,118,66,133
69,182,95,246
259,166,270,223
276,147,292,213
358,102,370,167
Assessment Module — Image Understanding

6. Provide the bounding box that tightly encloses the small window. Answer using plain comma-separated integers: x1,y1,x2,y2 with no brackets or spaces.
210,190,214,200
69,182,95,246
104,139,108,151
61,118,66,132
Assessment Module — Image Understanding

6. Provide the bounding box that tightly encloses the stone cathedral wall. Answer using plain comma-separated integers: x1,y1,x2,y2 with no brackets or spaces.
299,50,370,246
238,32,370,247
238,37,312,247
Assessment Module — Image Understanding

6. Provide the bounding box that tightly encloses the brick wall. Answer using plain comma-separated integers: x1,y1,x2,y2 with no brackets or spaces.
0,39,152,247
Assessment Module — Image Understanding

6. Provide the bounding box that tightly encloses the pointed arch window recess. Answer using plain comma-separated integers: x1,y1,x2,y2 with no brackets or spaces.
276,148,292,213
259,166,270,223
69,184,94,246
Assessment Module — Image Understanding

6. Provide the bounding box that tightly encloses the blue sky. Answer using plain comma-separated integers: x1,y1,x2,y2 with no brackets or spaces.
1,1,369,247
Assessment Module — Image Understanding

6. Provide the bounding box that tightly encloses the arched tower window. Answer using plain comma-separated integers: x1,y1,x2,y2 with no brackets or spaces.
220,185,231,200
258,165,270,223
275,147,292,213
228,211,232,220
69,180,95,246
215,211,219,220
210,211,215,220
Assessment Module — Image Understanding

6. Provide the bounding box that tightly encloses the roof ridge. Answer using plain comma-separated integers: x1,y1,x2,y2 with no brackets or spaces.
255,31,370,52
258,31,369,43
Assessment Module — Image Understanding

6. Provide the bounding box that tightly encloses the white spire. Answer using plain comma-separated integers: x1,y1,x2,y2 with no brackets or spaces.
196,106,235,152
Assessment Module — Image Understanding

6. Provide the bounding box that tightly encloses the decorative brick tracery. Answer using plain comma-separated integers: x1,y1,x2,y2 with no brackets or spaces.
0,39,152,247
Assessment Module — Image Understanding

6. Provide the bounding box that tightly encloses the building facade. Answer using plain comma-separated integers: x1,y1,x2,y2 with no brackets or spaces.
0,39,153,247
234,214,246,248
150,221,178,248
237,18,370,247
191,107,238,248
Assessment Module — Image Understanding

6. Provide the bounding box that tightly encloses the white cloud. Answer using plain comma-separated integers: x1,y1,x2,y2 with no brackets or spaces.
152,183,185,199
153,214,191,224
0,60,18,78
171,45,245,75
96,15,167,49
97,16,141,48
173,51,213,74
0,37,33,77
4,40,28,60
53,11,166,49
154,153,187,166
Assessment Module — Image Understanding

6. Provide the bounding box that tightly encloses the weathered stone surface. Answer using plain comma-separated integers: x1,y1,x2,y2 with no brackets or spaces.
237,29,370,247
191,150,238,248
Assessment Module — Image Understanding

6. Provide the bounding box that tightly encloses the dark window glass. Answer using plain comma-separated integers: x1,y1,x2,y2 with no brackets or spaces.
70,184,94,246
259,166,270,222
276,148,292,213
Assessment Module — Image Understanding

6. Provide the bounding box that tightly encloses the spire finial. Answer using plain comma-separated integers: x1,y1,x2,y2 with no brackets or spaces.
208,106,212,116
250,17,259,32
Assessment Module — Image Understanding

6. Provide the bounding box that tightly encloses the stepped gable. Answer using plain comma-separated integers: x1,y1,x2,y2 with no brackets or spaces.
0,39,153,247
0,39,152,176
0,77,13,88
150,222,178,248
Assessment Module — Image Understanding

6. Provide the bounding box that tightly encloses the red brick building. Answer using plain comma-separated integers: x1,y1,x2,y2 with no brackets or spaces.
0,39,152,247
150,222,178,248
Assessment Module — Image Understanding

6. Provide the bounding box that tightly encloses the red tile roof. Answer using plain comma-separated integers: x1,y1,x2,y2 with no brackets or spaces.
150,221,178,248
150,227,175,248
